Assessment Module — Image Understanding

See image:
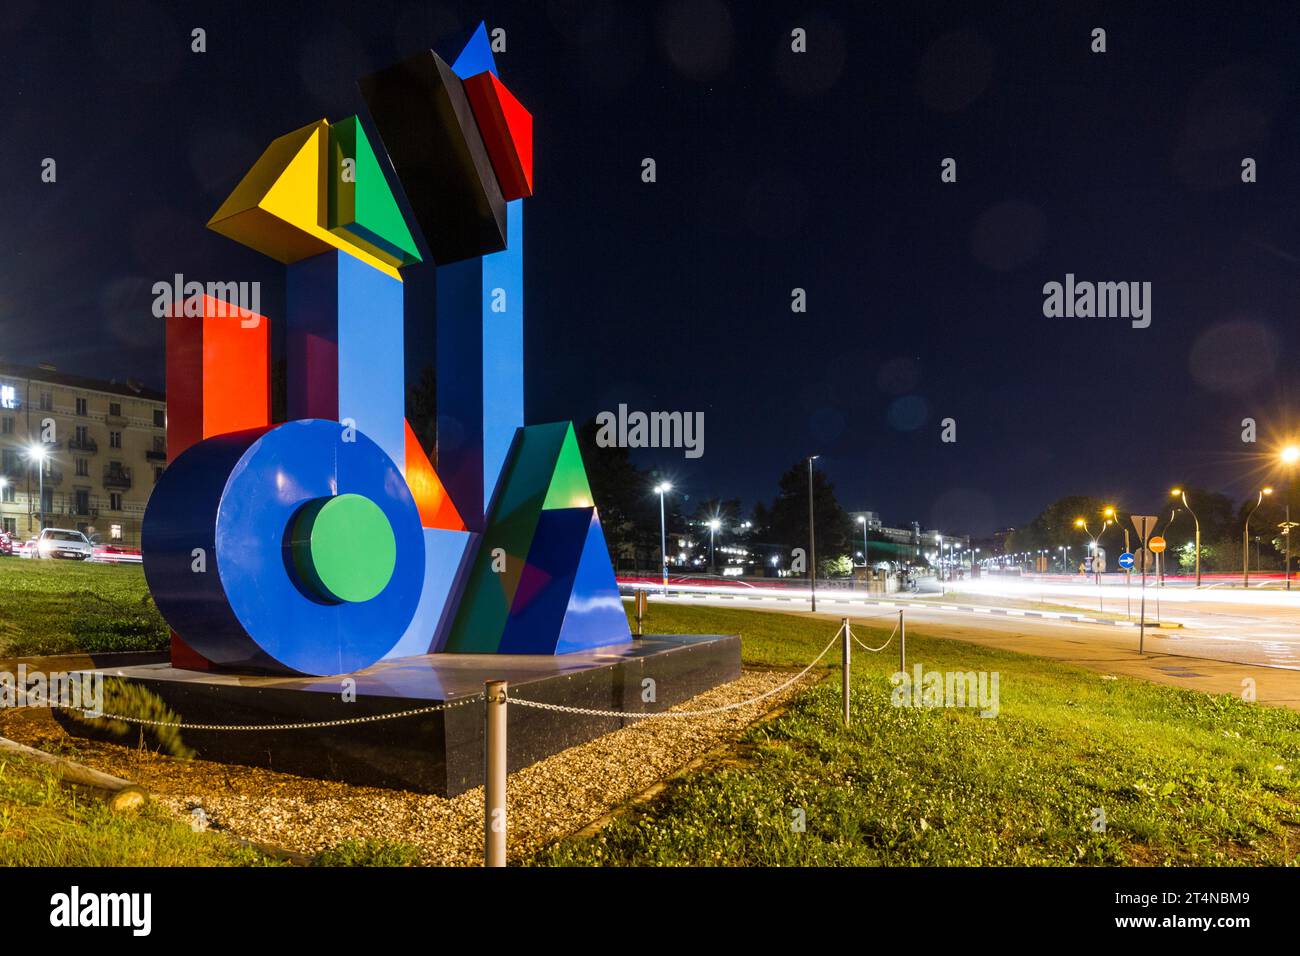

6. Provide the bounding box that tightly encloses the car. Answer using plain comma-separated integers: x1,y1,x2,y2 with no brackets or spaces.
0,531,13,556
35,528,94,561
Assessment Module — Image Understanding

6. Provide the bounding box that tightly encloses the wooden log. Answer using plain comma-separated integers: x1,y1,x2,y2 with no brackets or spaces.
0,735,148,813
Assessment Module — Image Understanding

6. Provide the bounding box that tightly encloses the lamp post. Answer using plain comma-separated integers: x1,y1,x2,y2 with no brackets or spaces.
707,517,720,571
653,482,672,592
1076,511,1113,612
1243,487,1273,588
1281,446,1300,591
1170,488,1201,587
807,455,819,612
858,515,869,570
27,444,48,536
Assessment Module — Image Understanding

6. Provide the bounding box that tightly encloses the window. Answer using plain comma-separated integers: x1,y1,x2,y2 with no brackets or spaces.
75,397,87,416
109,431,122,449
109,402,122,417
154,466,164,484
75,458,88,477
111,524,122,540
38,392,52,411
152,435,166,454
74,489,89,514
1,449,18,472
109,493,123,511
75,425,89,445
1,417,12,434
153,409,165,428
1,484,13,504
2,518,14,535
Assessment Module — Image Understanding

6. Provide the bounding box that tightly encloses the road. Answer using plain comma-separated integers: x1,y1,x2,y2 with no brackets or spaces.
630,576,1300,671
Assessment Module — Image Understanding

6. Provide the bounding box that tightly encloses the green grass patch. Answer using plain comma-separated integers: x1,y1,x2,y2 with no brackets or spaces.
534,603,1300,865
0,755,277,866
0,560,168,656
313,838,424,867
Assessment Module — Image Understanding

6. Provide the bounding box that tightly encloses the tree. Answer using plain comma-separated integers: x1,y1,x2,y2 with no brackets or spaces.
406,364,437,459
575,418,660,570
765,461,854,575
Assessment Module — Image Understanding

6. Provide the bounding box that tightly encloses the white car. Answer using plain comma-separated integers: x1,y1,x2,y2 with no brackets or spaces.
36,528,94,561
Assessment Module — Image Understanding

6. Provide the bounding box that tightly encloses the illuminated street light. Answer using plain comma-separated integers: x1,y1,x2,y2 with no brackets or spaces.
858,515,869,570
1244,487,1273,587
1279,447,1300,590
1170,488,1201,587
707,517,721,569
653,482,673,591
26,443,49,535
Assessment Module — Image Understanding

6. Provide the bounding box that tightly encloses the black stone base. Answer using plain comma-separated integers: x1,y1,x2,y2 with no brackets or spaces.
54,635,741,797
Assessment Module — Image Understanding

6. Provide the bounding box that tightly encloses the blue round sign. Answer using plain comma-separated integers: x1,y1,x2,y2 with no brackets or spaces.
1118,552,1135,570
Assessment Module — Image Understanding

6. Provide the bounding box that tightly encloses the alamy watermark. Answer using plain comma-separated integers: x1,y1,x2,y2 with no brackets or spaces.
595,404,704,459
890,664,999,718
1042,274,1151,329
151,273,261,327
0,665,103,717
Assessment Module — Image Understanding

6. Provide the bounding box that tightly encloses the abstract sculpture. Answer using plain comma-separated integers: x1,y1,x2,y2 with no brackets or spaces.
143,23,631,676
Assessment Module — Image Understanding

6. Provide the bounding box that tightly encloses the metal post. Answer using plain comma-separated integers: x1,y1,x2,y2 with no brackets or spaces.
658,490,668,593
484,680,507,867
841,618,850,726
634,589,646,637
807,457,817,613
898,609,905,675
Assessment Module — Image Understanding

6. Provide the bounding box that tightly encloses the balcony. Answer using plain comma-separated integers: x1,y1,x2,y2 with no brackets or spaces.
68,436,98,454
145,448,167,462
102,467,132,490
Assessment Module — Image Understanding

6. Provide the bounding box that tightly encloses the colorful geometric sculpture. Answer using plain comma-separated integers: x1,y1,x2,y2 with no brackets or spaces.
326,116,422,268
207,119,404,281
358,49,507,265
143,21,631,676
464,72,534,200
441,421,630,654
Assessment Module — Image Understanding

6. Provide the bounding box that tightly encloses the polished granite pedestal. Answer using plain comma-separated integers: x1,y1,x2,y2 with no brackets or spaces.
55,634,741,796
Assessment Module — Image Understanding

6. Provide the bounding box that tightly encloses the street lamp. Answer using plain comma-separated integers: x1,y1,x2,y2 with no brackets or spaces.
1244,487,1273,588
653,482,673,591
707,517,721,570
858,515,869,570
807,455,819,611
26,443,48,535
1170,488,1201,587
1280,446,1300,590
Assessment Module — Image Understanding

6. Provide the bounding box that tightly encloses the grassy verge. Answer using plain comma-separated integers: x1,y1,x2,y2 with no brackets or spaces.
533,603,1300,865
0,754,277,866
0,559,168,657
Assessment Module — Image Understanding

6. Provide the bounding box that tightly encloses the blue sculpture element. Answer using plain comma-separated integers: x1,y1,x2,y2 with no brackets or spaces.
143,420,425,674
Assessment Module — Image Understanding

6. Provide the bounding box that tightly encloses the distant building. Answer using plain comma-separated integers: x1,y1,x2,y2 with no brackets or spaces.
0,362,166,547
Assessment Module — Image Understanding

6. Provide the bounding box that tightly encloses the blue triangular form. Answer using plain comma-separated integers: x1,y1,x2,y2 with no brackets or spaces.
450,21,497,80
500,508,631,654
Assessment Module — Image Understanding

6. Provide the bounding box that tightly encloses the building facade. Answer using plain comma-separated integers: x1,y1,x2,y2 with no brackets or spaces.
0,362,165,547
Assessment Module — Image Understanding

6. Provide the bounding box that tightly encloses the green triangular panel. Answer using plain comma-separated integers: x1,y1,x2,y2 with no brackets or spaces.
542,423,593,510
328,116,422,265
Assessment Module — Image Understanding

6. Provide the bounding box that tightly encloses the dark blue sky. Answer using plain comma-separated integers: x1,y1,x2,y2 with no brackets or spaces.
4,1,1299,534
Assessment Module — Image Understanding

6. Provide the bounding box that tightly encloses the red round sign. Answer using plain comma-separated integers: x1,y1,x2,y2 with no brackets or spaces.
1148,536,1167,553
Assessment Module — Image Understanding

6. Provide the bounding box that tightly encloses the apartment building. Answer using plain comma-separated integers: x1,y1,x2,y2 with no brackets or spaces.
0,362,165,547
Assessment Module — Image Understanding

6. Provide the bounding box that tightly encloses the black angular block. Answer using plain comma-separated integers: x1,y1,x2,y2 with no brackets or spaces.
358,50,507,265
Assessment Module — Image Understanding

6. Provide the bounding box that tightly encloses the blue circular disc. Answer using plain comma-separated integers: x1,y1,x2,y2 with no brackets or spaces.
143,419,424,675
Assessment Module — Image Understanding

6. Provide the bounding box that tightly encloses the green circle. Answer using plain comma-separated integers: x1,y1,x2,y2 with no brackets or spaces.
291,494,396,603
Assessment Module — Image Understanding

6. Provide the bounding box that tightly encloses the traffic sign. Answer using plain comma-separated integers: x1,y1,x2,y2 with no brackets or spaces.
1118,552,1135,570
1132,515,1158,543
1148,536,1167,553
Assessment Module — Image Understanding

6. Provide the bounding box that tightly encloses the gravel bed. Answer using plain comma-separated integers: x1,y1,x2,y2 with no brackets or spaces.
0,668,816,865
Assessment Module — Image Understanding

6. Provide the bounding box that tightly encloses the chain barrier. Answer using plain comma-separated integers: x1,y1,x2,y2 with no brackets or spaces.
848,617,899,654
508,627,843,720
63,693,485,732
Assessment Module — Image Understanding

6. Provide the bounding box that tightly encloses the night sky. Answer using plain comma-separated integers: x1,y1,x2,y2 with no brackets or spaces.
5,1,1300,535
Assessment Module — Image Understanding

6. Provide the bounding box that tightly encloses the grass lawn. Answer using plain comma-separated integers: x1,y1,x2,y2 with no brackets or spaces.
0,754,277,866
0,559,168,657
535,603,1300,865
